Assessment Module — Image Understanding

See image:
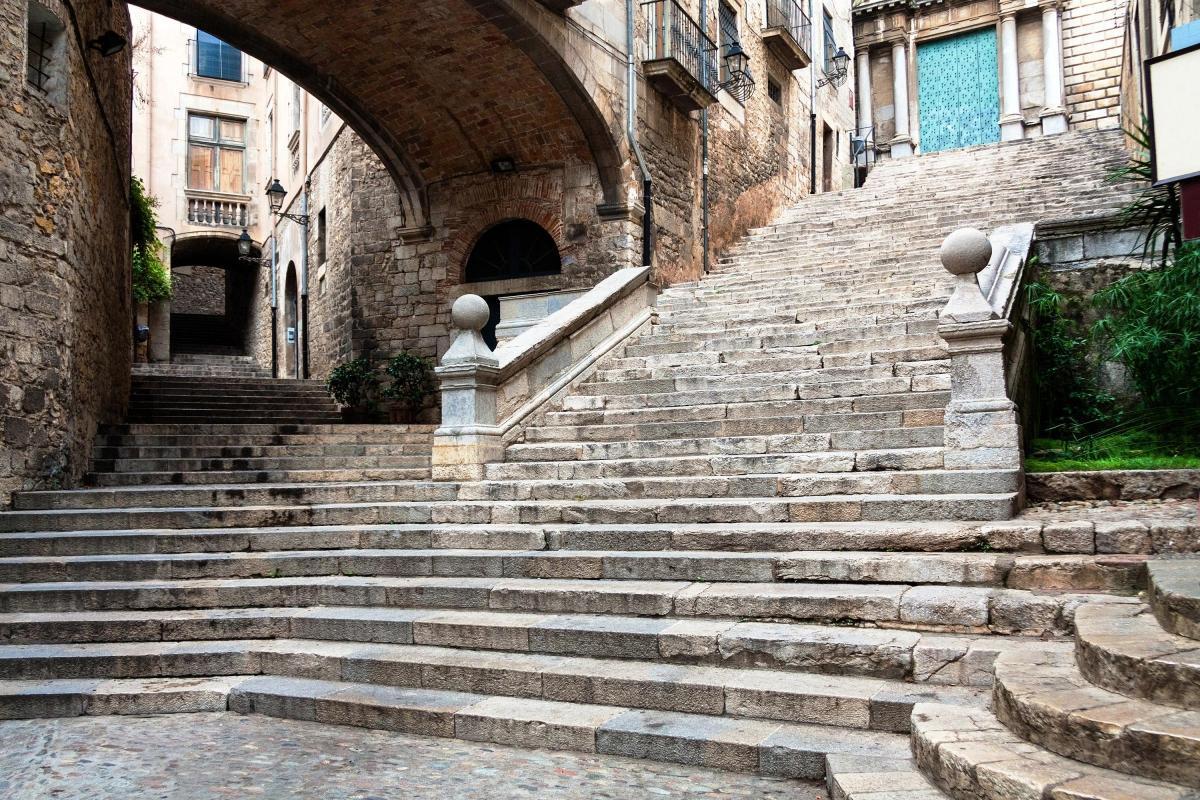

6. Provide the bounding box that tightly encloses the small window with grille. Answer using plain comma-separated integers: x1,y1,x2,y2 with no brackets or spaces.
767,77,783,105
26,2,66,102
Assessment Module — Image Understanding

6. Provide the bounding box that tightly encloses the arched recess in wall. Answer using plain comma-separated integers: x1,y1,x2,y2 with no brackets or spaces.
133,0,627,229
169,231,262,356
283,261,300,379
464,219,563,348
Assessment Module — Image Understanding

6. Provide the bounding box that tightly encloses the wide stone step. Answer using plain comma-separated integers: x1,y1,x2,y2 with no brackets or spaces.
523,409,945,443
93,444,432,460
486,447,946,480
0,574,1126,634
97,433,434,449
95,455,430,472
0,606,1044,684
0,638,990,732
623,332,943,360
87,467,433,487
0,549,1145,593
911,701,1193,800
126,414,347,424
553,391,950,424
506,427,947,462
0,493,1021,532
0,673,917,779
992,644,1200,787
455,470,1021,502
1074,602,1200,710
1148,559,1200,639
0,521,1001,559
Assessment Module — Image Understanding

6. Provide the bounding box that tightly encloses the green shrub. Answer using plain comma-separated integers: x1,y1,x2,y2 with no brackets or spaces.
1107,122,1183,266
1093,244,1200,408
382,352,433,416
130,177,171,303
1026,276,1115,438
326,356,380,410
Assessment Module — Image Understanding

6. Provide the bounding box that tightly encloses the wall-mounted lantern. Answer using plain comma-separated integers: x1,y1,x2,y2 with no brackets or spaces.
717,41,756,102
818,46,851,88
265,178,309,225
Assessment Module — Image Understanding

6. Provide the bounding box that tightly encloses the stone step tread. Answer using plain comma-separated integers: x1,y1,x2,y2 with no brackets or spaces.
87,469,433,487
1148,559,1200,640
911,701,1195,800
0,520,994,557
0,493,1024,532
0,549,1146,593
1074,602,1200,710
0,605,1046,684
0,573,1136,633
0,673,910,778
825,754,948,800
992,643,1200,787
0,637,989,732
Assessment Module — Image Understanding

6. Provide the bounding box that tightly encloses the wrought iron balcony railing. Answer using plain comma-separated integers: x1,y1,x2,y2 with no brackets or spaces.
762,0,812,70
644,0,717,90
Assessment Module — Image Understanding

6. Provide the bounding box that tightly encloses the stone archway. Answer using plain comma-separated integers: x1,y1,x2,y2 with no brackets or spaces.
168,232,262,358
282,261,300,379
131,0,628,231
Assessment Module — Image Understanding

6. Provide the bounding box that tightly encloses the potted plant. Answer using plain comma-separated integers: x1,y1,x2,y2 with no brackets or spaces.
382,352,434,424
326,356,380,423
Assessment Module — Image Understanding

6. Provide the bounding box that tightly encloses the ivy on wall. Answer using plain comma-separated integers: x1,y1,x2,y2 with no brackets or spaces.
130,176,171,304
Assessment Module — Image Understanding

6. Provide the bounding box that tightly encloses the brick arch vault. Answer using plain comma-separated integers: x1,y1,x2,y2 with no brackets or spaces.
135,0,629,232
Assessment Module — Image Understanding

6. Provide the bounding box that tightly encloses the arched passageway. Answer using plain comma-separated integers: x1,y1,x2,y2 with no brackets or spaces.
282,262,300,379
132,0,626,231
168,233,262,358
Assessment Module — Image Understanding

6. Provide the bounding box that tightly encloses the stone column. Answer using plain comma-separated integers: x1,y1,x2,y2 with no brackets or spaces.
431,294,506,481
936,229,1023,475
999,14,1024,141
1040,4,1068,135
890,41,914,158
856,48,875,162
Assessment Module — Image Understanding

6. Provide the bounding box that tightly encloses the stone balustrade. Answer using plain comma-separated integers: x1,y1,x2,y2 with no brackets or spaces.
937,225,1034,475
432,266,657,480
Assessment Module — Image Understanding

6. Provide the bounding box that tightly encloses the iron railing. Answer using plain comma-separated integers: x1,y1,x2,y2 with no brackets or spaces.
644,0,717,90
850,124,875,188
764,0,811,51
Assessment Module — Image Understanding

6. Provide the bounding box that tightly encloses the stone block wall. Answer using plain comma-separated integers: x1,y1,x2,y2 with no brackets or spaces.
171,265,225,315
0,0,133,505
1062,0,1125,131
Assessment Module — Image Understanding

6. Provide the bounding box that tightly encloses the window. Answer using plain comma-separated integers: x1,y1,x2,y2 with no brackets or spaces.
465,220,561,283
291,82,303,133
265,110,275,176
316,208,327,264
187,113,246,194
195,31,242,82
26,2,64,97
718,2,740,83
822,9,837,73
319,102,332,126
767,77,783,105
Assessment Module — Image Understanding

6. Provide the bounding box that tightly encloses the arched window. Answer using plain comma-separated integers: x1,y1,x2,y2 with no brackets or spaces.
464,219,561,283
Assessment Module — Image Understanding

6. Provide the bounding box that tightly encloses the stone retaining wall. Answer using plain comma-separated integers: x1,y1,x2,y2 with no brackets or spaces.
0,0,133,505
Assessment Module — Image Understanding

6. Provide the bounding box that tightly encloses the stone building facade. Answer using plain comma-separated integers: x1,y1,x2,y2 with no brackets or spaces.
1,0,133,503
852,0,1124,160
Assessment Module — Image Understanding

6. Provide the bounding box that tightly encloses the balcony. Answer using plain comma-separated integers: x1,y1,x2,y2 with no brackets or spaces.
536,0,586,11
762,0,812,71
186,192,251,229
643,0,718,112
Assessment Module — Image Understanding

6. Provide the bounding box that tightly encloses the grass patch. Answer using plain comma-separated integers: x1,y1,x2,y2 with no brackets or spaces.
1027,433,1200,473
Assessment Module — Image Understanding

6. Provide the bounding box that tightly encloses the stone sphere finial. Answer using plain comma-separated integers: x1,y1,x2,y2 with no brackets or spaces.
940,228,993,276
451,294,490,331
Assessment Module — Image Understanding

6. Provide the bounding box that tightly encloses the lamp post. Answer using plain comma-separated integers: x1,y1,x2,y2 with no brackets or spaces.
817,46,850,88
715,40,756,102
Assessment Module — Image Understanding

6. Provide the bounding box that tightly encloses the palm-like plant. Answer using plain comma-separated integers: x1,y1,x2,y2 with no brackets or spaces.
1107,122,1183,266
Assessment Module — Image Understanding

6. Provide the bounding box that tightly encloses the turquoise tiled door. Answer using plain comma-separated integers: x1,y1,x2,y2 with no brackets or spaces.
917,28,1000,153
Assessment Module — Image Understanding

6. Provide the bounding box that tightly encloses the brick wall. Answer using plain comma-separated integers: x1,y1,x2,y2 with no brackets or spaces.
0,0,132,505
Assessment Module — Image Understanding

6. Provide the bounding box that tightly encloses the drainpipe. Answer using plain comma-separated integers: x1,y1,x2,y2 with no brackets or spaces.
270,234,278,378
809,0,818,193
626,0,654,267
700,0,711,274
300,178,310,380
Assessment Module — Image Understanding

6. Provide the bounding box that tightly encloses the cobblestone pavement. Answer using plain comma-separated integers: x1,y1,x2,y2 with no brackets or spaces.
0,713,827,800
1023,497,1197,523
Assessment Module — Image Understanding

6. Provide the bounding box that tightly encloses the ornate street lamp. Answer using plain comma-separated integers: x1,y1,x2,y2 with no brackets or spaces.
265,178,309,225
818,46,851,88
717,41,756,102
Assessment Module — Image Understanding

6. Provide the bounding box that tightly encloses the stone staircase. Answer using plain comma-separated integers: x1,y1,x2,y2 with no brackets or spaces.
97,359,435,485
4,131,1194,798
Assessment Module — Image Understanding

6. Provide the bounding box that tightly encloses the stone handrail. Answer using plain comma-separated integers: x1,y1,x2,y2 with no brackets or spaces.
936,225,1035,478
432,266,657,479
